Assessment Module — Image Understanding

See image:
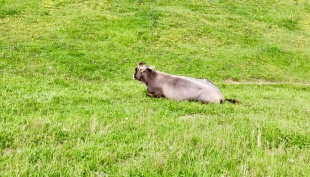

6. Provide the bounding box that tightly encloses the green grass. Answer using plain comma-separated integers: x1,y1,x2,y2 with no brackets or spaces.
1,0,310,176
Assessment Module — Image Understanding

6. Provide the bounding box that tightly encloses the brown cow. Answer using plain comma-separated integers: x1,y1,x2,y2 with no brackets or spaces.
133,62,239,104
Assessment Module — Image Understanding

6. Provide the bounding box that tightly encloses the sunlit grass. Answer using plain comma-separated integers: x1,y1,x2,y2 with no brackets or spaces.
1,0,310,176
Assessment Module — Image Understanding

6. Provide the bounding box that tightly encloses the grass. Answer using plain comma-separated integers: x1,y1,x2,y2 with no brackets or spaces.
1,0,310,176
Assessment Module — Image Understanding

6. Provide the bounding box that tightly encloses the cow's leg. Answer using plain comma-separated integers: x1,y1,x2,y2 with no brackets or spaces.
201,100,209,104
147,86,163,98
196,92,209,104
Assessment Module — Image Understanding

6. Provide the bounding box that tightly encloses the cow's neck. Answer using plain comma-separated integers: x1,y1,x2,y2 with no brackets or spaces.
144,70,157,86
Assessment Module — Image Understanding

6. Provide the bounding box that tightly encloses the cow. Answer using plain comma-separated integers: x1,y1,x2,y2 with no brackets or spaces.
133,62,239,104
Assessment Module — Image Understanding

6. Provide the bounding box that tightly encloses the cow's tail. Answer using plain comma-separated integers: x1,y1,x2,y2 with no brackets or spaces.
225,99,240,104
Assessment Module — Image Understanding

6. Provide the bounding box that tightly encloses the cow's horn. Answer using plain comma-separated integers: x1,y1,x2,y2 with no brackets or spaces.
138,66,146,72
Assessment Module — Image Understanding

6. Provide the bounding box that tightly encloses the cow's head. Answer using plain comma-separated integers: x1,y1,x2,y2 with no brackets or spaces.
133,62,155,84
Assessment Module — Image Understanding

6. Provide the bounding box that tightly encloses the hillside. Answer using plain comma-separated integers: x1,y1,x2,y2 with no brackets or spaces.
1,0,310,176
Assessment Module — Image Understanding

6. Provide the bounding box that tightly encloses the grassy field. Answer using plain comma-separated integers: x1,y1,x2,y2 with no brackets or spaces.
1,0,310,176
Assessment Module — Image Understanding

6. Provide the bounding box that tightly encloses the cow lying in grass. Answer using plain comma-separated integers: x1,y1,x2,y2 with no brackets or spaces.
133,62,239,104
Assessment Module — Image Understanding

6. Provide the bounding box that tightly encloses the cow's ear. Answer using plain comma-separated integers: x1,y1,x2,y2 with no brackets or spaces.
149,66,155,70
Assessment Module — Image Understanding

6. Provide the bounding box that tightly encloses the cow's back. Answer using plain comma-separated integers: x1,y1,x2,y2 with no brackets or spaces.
155,74,224,103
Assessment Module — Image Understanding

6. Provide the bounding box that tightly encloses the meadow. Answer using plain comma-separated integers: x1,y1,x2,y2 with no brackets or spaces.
1,0,310,176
